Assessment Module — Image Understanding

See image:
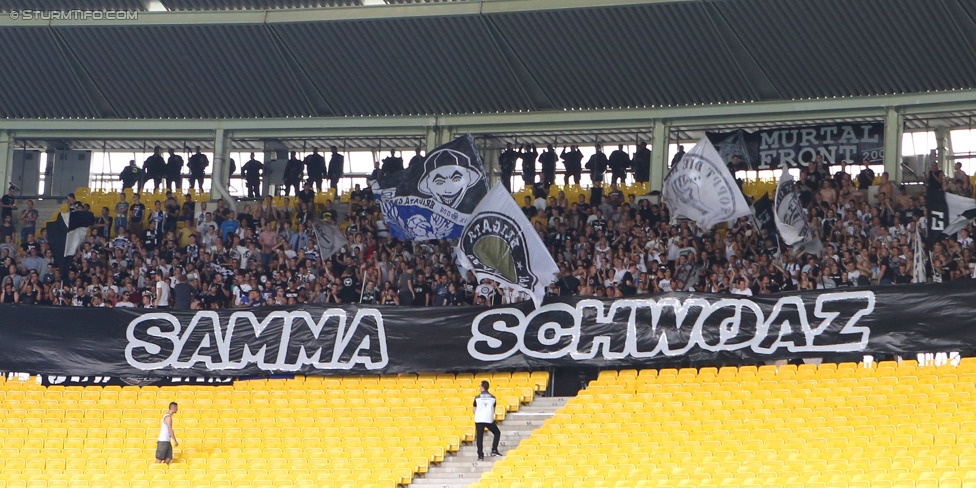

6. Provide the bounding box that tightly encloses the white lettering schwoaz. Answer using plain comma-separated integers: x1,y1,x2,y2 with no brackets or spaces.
467,291,875,362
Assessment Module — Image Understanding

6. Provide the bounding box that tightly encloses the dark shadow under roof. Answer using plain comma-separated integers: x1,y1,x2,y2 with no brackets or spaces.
0,0,476,11
1,0,974,119
0,0,146,12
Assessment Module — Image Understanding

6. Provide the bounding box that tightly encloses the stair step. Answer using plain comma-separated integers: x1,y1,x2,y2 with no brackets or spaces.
409,397,572,488
409,483,473,487
418,468,494,475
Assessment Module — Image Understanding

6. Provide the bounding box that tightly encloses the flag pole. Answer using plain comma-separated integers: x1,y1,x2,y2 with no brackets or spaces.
913,220,928,283
359,262,368,302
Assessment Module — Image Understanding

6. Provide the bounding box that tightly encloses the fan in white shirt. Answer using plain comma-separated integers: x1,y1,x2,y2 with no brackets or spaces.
154,275,171,308
958,230,973,249
730,277,753,296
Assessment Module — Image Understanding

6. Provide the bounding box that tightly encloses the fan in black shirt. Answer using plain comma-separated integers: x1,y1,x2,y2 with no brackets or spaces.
618,268,638,296
360,281,379,305
381,150,404,175
560,146,584,186
284,284,301,303
411,272,431,306
407,148,425,170
857,164,876,190
298,184,315,206
591,218,608,235
557,270,580,296
539,144,558,188
339,274,359,303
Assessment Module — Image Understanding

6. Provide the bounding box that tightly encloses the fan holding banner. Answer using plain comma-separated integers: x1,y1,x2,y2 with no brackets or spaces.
374,134,488,241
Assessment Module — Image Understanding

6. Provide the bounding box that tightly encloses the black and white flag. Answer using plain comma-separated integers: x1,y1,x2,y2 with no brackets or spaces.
456,184,558,308
374,134,488,241
774,170,810,246
311,220,348,261
927,186,976,245
662,137,751,228
752,192,775,232
774,170,822,255
59,211,94,258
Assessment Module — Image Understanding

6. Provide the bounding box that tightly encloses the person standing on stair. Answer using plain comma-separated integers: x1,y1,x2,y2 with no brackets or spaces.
155,402,179,465
474,380,502,461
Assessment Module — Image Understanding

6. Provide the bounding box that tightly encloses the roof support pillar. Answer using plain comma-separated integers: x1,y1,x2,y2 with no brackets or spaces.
262,143,288,199
0,130,12,192
649,120,670,193
481,144,501,189
883,107,904,183
425,126,437,152
43,147,56,197
210,129,236,211
425,124,447,152
935,126,953,175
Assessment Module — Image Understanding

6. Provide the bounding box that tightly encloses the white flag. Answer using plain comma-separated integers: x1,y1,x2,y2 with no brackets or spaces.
943,192,976,237
773,170,810,246
662,137,751,228
773,169,823,255
455,184,558,308
311,220,348,261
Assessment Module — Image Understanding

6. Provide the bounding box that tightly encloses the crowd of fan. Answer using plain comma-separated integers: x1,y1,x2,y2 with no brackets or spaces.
0,156,973,309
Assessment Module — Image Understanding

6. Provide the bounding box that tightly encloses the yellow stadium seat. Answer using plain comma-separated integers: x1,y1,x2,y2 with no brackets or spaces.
475,361,976,486
0,375,534,488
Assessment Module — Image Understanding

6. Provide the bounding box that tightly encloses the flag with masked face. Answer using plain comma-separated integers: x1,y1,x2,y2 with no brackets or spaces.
456,184,558,308
662,137,751,228
374,134,488,241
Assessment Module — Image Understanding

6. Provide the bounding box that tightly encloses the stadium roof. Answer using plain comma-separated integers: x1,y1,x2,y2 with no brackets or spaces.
0,0,458,11
0,0,974,120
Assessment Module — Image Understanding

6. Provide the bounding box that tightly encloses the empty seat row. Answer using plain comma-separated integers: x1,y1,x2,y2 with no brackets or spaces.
476,361,974,487
0,370,546,487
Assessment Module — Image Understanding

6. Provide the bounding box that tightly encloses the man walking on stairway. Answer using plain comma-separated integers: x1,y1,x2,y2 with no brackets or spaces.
474,380,501,461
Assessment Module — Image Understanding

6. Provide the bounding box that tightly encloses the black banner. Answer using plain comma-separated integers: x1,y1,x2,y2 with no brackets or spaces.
707,123,885,171
2,281,976,377
33,375,234,387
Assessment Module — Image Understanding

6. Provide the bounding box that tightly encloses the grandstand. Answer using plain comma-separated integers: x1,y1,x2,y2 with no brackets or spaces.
10,360,976,488
1,0,976,487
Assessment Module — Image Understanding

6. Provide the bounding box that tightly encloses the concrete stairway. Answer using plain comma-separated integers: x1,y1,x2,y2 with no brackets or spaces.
408,397,569,488
32,198,66,224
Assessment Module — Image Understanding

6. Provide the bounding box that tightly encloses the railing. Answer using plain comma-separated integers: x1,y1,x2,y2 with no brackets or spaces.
85,172,377,197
